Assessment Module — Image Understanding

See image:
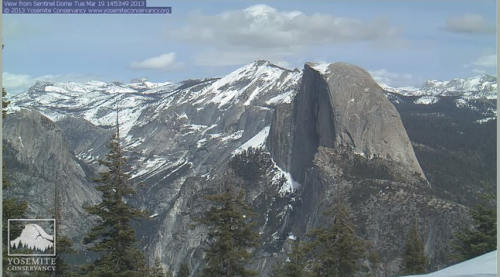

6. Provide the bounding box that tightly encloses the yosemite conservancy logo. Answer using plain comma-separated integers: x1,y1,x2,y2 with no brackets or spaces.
8,219,56,256
7,219,57,272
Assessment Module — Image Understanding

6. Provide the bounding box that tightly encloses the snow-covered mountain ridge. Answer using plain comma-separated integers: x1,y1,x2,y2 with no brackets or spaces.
13,60,489,195
7,61,495,132
9,62,497,104
3,60,496,276
379,74,497,99
7,59,303,197
7,60,300,139
6,61,497,153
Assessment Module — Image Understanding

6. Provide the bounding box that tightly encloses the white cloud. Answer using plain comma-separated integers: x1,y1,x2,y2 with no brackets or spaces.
129,53,183,70
171,4,404,67
472,54,497,68
463,53,497,76
446,14,496,34
2,72,100,94
368,69,421,87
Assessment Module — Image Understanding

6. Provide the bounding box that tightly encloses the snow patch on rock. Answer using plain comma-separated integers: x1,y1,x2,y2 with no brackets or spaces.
233,126,270,155
414,96,440,105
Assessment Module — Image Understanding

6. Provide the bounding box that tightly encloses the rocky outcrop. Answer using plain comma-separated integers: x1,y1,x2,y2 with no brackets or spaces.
56,116,113,161
289,146,472,273
268,102,294,171
2,109,100,247
289,62,426,184
4,60,493,276
264,62,471,275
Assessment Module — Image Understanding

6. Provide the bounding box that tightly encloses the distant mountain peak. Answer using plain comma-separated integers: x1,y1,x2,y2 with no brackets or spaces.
420,75,497,95
249,60,294,71
130,77,148,83
253,59,271,66
378,74,497,99
4,59,496,275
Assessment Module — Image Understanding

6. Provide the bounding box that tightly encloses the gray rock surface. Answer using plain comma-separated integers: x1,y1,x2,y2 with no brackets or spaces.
2,109,101,247
290,146,472,274
268,102,294,171
3,60,492,276
289,62,426,184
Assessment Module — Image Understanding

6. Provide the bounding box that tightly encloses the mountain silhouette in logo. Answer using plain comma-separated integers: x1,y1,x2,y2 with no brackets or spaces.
10,224,54,252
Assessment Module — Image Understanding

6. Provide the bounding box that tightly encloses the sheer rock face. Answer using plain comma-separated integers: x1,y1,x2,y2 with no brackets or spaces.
289,62,426,184
2,109,101,246
5,60,491,275
268,102,294,171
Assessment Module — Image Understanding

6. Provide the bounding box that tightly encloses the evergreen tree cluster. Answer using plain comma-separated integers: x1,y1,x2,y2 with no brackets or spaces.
270,200,379,277
400,107,496,205
304,202,378,277
270,240,307,277
229,147,273,182
401,224,428,275
347,154,392,181
451,190,497,262
177,262,190,277
195,175,260,277
1,62,181,276
2,41,496,276
80,128,149,277
52,123,184,276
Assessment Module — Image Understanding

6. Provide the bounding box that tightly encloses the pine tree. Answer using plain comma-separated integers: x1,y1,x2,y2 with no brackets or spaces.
451,190,497,262
2,43,29,276
400,223,428,275
31,236,78,277
270,260,286,277
229,147,272,182
304,200,377,277
50,176,79,277
149,257,166,277
197,173,260,277
54,236,78,276
269,240,307,277
149,257,174,277
177,262,190,277
282,240,307,277
81,116,149,277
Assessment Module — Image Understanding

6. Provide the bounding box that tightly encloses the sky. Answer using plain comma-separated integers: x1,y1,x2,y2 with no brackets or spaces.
1,0,497,94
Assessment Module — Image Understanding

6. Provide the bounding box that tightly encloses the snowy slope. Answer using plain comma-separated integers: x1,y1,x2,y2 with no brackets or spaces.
395,251,497,277
421,75,497,97
378,75,497,100
4,60,497,276
6,61,495,183
5,60,302,190
377,75,497,123
233,126,271,155
6,61,301,142
6,79,177,138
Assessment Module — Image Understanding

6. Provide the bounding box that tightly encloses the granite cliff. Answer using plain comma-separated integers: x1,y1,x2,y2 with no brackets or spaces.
287,62,427,185
3,61,495,276
2,109,101,248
